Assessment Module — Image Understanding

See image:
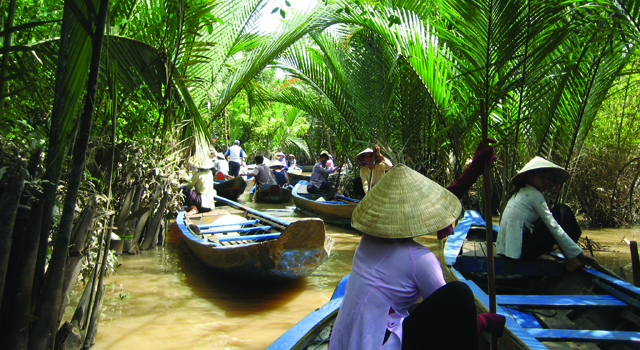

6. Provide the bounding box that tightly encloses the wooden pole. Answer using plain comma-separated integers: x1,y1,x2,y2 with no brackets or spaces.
480,100,497,348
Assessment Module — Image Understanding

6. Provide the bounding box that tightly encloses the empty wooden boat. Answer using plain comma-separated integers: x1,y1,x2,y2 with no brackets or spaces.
176,196,334,280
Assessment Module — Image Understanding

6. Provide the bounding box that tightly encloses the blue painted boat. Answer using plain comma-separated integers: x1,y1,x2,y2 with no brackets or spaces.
176,195,334,280
446,210,640,349
266,274,350,349
292,180,359,225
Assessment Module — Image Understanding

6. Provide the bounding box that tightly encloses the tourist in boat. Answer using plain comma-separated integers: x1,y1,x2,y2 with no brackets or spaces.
286,154,300,171
270,162,290,187
224,140,246,177
213,152,232,180
308,150,342,200
496,156,598,272
356,145,393,195
181,156,216,217
252,155,276,191
273,151,288,169
329,165,505,350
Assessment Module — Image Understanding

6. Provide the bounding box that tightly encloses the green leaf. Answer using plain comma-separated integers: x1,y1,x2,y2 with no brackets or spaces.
271,7,279,14
280,9,286,19
205,24,213,34
285,0,291,7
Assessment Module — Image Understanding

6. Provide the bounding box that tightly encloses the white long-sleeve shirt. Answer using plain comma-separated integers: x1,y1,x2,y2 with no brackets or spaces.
496,185,582,259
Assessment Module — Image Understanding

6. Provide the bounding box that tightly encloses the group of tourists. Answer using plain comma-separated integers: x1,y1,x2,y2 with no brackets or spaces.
180,137,599,349
251,153,291,192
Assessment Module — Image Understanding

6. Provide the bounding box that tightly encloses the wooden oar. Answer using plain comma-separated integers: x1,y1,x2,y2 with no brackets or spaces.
334,161,343,192
480,100,497,349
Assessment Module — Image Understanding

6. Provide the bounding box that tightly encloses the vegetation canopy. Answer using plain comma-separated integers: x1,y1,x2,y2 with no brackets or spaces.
1,0,640,348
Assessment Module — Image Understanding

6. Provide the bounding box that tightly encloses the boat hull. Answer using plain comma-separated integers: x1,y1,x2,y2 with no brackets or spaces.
177,197,334,280
213,177,247,201
292,181,358,225
252,185,293,203
445,210,640,350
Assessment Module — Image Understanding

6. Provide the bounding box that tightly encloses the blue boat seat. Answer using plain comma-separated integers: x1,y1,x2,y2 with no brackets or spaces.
202,225,272,235
218,232,280,243
198,220,259,229
497,295,628,308
527,329,640,344
504,307,542,328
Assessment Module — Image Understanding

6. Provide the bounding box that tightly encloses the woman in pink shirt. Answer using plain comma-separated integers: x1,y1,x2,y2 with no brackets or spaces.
329,164,504,349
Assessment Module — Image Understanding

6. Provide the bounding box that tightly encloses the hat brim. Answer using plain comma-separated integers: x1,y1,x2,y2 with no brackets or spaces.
511,157,569,187
351,165,461,238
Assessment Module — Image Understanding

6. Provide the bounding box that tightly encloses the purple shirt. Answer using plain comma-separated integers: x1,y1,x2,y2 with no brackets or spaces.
309,161,335,187
329,235,446,350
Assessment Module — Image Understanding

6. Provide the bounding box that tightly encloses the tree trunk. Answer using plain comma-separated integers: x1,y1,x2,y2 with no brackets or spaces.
141,191,169,250
58,201,96,319
0,160,26,312
4,201,43,349
0,0,17,118
29,0,111,348
35,1,72,313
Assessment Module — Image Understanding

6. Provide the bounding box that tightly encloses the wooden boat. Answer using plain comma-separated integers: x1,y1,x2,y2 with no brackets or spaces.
445,210,640,349
213,176,247,201
287,172,310,186
292,180,359,225
266,274,350,349
176,195,334,280
250,184,293,203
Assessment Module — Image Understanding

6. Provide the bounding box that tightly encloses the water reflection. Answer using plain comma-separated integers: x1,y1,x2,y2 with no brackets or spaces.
93,194,637,349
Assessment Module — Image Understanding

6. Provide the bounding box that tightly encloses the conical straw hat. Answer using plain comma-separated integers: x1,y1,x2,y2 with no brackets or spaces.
511,156,569,186
189,155,214,170
355,148,383,165
351,164,461,238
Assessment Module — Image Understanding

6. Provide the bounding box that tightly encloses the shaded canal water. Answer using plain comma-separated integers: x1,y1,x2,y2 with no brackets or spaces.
92,193,639,350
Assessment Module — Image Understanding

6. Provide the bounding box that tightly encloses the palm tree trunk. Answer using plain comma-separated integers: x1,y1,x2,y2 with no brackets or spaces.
29,0,111,348
34,1,72,309
0,160,26,312
0,0,17,118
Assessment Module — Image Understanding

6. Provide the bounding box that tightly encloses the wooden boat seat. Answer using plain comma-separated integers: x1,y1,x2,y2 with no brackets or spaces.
200,225,272,234
219,233,280,242
497,295,628,308
504,307,542,328
197,220,259,229
297,185,309,194
526,328,640,344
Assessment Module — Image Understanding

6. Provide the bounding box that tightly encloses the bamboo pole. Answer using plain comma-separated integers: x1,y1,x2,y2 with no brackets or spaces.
480,100,497,349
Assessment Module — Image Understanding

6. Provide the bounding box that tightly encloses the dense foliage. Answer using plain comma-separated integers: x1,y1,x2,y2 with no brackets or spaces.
1,0,640,348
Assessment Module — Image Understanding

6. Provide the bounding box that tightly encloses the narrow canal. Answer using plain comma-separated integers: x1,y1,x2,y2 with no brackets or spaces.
91,193,638,349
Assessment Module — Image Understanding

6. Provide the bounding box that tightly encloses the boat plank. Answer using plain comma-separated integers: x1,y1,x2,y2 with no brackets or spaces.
527,329,640,343
497,295,627,308
505,307,543,328
201,225,272,234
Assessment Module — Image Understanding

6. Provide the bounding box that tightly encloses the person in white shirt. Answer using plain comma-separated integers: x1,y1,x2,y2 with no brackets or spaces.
213,152,231,180
356,145,393,195
224,140,246,177
496,156,598,272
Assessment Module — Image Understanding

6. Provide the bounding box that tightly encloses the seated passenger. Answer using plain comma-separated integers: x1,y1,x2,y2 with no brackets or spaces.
181,156,215,216
308,150,342,200
270,162,290,187
496,156,598,271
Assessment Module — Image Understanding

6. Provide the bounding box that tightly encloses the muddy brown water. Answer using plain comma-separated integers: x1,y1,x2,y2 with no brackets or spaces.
90,194,639,350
